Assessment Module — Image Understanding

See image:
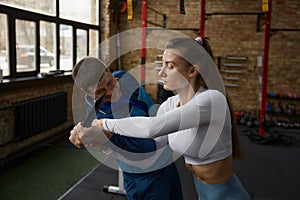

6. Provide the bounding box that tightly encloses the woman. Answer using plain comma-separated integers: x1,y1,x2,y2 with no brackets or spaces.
76,37,250,199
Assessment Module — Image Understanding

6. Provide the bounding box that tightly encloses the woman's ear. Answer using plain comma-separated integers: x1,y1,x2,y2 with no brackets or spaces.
189,65,199,77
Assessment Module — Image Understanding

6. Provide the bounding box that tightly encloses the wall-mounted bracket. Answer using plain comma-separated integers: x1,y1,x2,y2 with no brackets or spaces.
270,28,300,36
205,12,265,32
256,12,266,32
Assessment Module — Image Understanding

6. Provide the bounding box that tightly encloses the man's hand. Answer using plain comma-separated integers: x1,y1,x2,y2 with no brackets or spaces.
69,122,110,150
69,125,84,148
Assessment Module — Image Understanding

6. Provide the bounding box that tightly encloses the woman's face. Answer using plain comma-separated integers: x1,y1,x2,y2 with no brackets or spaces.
159,49,193,91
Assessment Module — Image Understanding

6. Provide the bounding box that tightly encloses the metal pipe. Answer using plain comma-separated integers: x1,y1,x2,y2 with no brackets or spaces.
259,0,272,136
200,0,205,37
141,0,147,85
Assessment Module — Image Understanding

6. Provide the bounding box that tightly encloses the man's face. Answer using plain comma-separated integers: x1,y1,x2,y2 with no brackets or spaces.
88,70,121,104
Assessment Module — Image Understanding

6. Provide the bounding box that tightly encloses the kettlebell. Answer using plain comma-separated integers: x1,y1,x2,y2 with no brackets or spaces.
246,116,254,127
275,102,284,114
264,117,274,128
253,115,260,127
266,101,273,113
286,104,296,116
246,110,257,128
234,111,242,123
239,112,249,125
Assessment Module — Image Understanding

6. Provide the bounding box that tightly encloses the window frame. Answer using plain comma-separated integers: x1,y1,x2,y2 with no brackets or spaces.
0,1,101,79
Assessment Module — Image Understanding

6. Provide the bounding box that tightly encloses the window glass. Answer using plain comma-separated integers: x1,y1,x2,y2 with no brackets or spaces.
59,0,99,25
16,19,36,72
40,21,56,73
0,1,100,78
89,29,99,57
76,29,87,63
0,13,9,76
60,24,72,71
0,0,56,16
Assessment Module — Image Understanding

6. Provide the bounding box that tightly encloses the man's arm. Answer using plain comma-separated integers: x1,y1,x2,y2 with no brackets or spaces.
108,134,156,153
106,83,157,153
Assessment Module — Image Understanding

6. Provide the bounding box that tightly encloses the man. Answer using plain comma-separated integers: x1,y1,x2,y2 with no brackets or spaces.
69,56,183,200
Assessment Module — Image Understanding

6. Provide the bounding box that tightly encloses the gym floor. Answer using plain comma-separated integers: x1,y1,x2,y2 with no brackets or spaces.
0,125,299,200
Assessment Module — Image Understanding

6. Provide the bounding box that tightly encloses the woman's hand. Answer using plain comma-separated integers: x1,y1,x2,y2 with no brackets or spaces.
92,119,113,138
93,119,104,128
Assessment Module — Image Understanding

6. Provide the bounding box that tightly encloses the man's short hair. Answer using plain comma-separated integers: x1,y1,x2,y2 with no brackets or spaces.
72,56,108,91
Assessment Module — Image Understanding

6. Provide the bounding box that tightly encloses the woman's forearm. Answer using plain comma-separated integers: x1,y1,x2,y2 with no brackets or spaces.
101,90,227,139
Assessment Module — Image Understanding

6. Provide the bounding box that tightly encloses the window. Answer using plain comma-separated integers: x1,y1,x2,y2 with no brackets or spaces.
40,21,56,73
59,24,73,71
0,13,8,76
0,0,101,79
89,29,99,57
59,0,99,25
76,29,88,63
0,0,56,15
16,19,36,72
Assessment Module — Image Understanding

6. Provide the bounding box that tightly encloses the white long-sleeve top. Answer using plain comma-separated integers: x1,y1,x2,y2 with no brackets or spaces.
102,89,232,165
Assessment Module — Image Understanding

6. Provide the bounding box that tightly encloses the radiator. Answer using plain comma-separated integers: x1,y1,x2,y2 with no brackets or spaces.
13,92,67,140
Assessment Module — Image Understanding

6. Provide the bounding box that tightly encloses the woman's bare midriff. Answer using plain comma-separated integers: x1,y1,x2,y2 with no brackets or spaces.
185,155,233,184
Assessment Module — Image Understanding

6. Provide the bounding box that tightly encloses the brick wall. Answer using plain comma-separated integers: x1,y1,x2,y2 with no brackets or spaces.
103,0,300,115
0,78,74,159
1,0,299,161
